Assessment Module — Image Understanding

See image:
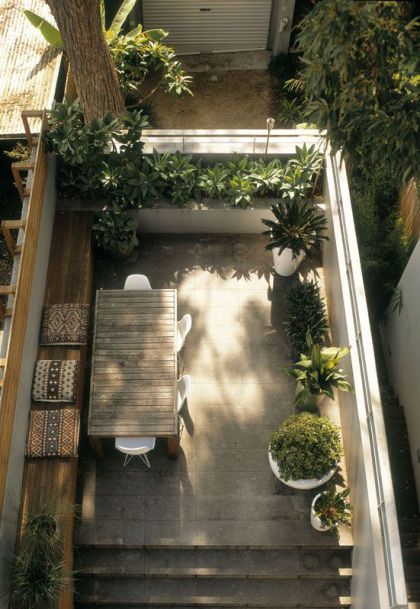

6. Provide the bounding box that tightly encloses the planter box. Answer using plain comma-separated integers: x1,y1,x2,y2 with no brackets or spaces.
57,198,324,235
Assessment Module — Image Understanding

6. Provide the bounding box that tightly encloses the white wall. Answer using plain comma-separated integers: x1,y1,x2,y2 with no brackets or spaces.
323,153,407,609
383,238,420,505
0,155,56,608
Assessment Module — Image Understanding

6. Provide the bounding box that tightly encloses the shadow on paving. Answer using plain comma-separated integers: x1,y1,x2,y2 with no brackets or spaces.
76,235,349,549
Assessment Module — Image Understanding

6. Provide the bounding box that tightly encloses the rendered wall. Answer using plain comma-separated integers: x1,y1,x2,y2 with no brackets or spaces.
323,155,406,609
383,238,420,505
0,155,56,608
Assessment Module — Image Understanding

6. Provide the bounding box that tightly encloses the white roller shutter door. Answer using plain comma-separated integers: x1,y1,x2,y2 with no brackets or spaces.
141,0,273,54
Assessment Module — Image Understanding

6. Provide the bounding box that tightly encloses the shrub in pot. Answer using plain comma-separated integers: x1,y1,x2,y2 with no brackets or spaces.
311,486,352,532
262,200,329,276
92,203,138,259
268,412,342,489
283,330,352,410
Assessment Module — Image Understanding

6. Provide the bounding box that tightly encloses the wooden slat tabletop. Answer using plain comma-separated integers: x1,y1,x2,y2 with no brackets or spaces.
88,289,178,438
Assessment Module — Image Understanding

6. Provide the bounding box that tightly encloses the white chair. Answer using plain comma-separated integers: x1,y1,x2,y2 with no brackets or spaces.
177,375,191,412
124,274,152,290
176,314,192,353
115,436,156,468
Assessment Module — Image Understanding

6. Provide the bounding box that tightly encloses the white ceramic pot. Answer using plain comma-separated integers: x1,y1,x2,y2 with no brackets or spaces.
310,492,331,532
272,247,305,277
268,451,336,490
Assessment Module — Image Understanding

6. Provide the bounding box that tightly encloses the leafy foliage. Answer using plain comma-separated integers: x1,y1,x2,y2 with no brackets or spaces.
249,159,283,196
293,0,420,183
110,30,192,106
284,280,329,356
274,97,305,129
226,176,257,209
262,200,329,258
283,330,352,406
24,2,193,108
4,142,31,162
155,152,199,205
351,167,414,323
92,203,138,256
314,487,352,530
270,412,342,481
198,164,230,199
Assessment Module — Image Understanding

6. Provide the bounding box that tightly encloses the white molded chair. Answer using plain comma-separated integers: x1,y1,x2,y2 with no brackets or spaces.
176,314,192,353
124,274,152,291
115,436,156,468
177,375,191,412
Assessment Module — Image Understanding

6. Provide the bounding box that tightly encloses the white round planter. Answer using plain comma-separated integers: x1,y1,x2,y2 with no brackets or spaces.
310,492,331,532
268,451,336,490
272,247,305,277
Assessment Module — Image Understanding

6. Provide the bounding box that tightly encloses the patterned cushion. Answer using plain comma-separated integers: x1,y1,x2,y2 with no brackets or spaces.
26,408,80,457
32,360,79,402
40,303,89,345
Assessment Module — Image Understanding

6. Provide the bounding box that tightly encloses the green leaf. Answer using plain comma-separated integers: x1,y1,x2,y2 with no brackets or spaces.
23,10,64,50
100,0,106,30
109,0,137,36
126,24,143,39
145,28,168,42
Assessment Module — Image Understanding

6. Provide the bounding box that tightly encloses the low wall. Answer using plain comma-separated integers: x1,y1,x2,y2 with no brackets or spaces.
323,153,407,609
0,155,56,607
58,198,278,234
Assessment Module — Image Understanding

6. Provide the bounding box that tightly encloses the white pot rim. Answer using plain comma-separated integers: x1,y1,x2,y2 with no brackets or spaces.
268,450,336,490
310,492,331,532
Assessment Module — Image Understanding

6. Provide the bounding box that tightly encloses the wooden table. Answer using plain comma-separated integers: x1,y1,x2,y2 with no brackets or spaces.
88,289,179,458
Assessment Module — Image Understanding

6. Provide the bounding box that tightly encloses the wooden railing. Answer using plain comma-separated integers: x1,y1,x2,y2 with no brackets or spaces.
0,111,48,521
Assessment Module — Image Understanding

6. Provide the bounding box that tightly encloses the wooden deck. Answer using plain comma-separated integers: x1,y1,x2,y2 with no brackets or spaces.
11,211,93,609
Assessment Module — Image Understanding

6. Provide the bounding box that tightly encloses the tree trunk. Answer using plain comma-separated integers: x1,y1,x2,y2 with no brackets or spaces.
46,0,126,122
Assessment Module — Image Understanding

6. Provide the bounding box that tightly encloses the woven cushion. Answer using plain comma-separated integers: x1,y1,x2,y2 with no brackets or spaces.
26,408,80,457
32,360,79,402
40,303,89,345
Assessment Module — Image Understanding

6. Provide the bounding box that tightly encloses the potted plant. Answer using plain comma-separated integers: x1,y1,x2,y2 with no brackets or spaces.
10,510,69,609
283,330,352,410
262,200,329,276
311,486,352,532
92,202,138,259
268,412,342,490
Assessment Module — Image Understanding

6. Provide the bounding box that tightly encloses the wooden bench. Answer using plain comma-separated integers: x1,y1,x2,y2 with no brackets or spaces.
12,211,93,609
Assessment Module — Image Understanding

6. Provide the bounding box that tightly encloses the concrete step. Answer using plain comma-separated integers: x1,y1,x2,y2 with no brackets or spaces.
75,576,351,607
75,518,353,549
75,547,352,580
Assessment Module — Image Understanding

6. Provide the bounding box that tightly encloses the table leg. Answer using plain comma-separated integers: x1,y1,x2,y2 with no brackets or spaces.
167,433,179,459
89,437,106,459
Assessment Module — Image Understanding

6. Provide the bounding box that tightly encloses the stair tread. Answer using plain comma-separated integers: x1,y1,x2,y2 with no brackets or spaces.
76,577,351,606
75,548,352,578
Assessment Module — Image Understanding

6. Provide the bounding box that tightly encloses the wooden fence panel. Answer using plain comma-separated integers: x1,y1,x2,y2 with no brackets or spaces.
400,178,420,239
0,114,48,522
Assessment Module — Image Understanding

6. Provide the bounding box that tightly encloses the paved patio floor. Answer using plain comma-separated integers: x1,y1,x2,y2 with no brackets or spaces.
77,235,351,548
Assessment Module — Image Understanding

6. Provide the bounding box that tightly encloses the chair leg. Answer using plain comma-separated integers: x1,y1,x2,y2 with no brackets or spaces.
123,454,133,468
140,453,151,469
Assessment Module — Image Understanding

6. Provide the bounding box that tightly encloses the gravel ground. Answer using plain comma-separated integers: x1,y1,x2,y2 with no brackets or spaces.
150,70,277,130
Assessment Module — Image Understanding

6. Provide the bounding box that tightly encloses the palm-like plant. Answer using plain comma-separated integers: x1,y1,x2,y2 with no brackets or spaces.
283,330,352,406
262,200,329,259
249,159,283,196
314,487,352,530
198,165,230,199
